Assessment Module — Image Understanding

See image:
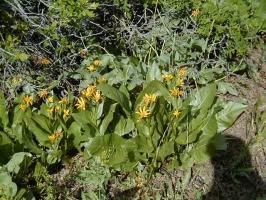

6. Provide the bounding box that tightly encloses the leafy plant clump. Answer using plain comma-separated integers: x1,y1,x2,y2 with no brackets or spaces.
0,60,247,198
0,0,264,198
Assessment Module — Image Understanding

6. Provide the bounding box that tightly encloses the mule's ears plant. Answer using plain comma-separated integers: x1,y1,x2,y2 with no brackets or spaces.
83,81,247,171
0,78,247,197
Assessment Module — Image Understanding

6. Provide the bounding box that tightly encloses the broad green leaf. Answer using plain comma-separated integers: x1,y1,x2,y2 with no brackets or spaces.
114,116,134,136
188,115,221,163
6,152,32,174
190,38,207,52
12,109,26,126
201,114,218,139
21,127,43,154
198,69,215,84
146,62,161,82
27,114,51,133
88,134,136,168
96,101,104,120
135,122,150,137
0,171,17,197
72,110,98,136
189,135,226,164
0,91,9,128
211,134,227,151
158,53,171,65
11,124,23,144
119,84,130,100
67,122,85,151
132,135,154,154
189,142,213,163
190,83,217,111
100,103,117,135
46,149,63,164
216,102,247,132
26,116,50,146
157,140,175,161
97,83,131,115
0,131,14,164
176,111,208,144
218,82,238,96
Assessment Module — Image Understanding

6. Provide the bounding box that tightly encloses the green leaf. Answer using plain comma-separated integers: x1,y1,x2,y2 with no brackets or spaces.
198,69,215,84
216,102,247,132
218,82,238,96
100,103,117,135
21,127,43,154
0,131,14,164
188,114,226,164
46,150,63,164
132,135,154,153
67,122,86,151
190,83,217,111
176,111,208,145
5,152,32,174
146,62,161,82
157,140,175,161
72,110,98,136
88,134,136,168
114,116,135,136
25,116,50,146
0,171,17,197
97,83,131,115
0,92,9,128
28,114,51,133
201,114,218,139
15,52,29,61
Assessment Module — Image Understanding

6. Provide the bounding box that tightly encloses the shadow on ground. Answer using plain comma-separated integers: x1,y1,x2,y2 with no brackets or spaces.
203,135,266,200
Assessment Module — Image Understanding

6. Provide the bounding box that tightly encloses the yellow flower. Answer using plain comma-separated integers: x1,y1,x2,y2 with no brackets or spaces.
38,90,49,98
178,67,187,78
162,74,174,81
191,9,200,17
173,109,181,118
47,107,54,115
75,97,86,110
47,96,54,103
38,57,50,65
23,95,33,106
48,131,63,143
55,106,60,112
93,60,101,66
87,65,97,72
136,106,151,120
47,106,60,115
48,134,57,143
19,104,27,111
176,79,184,87
143,93,157,106
82,85,97,99
59,97,68,104
93,90,102,103
63,109,70,119
169,87,184,97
